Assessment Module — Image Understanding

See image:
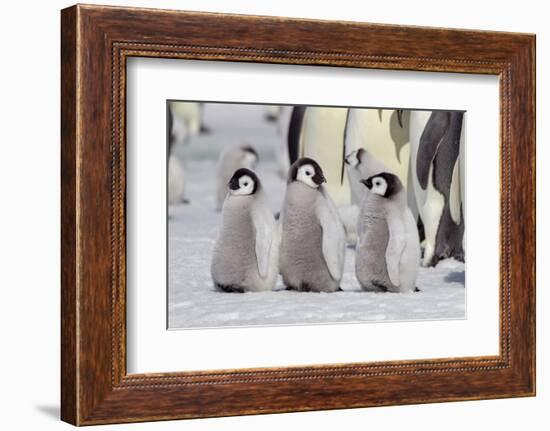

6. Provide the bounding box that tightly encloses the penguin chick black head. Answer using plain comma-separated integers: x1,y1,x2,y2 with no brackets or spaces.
288,157,326,188
344,148,365,167
361,172,402,198
228,168,260,196
241,145,259,164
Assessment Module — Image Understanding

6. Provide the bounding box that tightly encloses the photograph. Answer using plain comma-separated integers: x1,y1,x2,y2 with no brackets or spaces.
53,2,536,426
167,101,466,329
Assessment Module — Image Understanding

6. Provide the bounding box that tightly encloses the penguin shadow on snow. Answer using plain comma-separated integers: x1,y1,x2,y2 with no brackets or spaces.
443,270,465,285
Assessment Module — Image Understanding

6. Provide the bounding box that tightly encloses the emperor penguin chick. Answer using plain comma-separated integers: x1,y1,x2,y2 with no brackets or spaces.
280,158,346,292
356,172,420,293
211,169,279,293
215,145,259,211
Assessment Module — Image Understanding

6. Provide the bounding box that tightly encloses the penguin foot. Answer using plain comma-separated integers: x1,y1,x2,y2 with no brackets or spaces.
285,282,313,292
372,282,389,293
182,198,191,205
360,282,390,293
285,283,342,293
216,283,245,293
414,287,421,292
454,253,465,263
199,125,211,134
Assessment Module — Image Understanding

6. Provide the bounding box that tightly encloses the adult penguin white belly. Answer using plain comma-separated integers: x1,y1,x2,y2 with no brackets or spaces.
273,106,292,179
169,101,202,136
410,110,465,267
167,104,189,205
459,118,466,252
298,107,350,206
344,108,418,222
344,109,410,184
409,110,432,220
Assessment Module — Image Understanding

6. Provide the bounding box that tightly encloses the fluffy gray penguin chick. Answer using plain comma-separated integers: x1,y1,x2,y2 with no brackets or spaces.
279,157,346,293
215,145,259,211
355,172,420,293
211,168,279,293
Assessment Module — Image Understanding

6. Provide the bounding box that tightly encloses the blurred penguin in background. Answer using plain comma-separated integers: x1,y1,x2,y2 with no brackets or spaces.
269,105,292,179
215,145,259,211
169,101,209,138
409,110,465,267
264,105,282,122
167,104,189,205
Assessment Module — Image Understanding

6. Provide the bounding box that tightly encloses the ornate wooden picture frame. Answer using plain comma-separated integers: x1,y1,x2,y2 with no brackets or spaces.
61,4,535,425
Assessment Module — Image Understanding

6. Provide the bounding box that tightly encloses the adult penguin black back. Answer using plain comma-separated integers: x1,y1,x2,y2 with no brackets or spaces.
417,111,464,266
287,106,306,164
167,103,175,155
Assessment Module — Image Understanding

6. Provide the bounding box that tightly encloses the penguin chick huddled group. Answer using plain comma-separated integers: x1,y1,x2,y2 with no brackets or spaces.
212,155,421,294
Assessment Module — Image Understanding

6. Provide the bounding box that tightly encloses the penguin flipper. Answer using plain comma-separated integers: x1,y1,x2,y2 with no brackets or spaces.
385,210,406,287
417,112,449,189
252,205,274,279
449,158,462,225
317,189,346,281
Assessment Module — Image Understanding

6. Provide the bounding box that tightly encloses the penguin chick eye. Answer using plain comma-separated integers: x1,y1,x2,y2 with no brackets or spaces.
306,171,312,176
243,182,249,187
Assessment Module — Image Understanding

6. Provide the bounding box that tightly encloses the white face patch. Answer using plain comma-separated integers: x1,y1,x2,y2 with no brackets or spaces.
370,176,388,196
296,164,319,188
242,151,258,168
345,150,360,168
230,174,255,196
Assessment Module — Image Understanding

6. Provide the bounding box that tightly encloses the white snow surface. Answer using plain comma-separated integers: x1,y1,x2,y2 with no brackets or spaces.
168,103,465,329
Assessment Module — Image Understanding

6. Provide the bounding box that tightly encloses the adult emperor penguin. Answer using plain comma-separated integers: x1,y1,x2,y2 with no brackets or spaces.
211,169,279,293
344,109,410,186
215,145,259,210
343,108,419,220
279,158,346,292
409,110,465,266
356,172,420,293
273,106,292,179
167,104,189,205
169,101,207,136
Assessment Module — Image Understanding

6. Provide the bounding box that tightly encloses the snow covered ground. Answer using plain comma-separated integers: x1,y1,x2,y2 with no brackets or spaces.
168,103,465,329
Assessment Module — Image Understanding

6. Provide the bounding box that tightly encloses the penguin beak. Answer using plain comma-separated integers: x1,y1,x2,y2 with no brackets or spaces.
313,172,326,185
228,176,240,191
360,178,372,189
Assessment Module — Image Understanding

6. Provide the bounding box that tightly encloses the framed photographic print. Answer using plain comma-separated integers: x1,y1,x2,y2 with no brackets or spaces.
61,4,536,425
